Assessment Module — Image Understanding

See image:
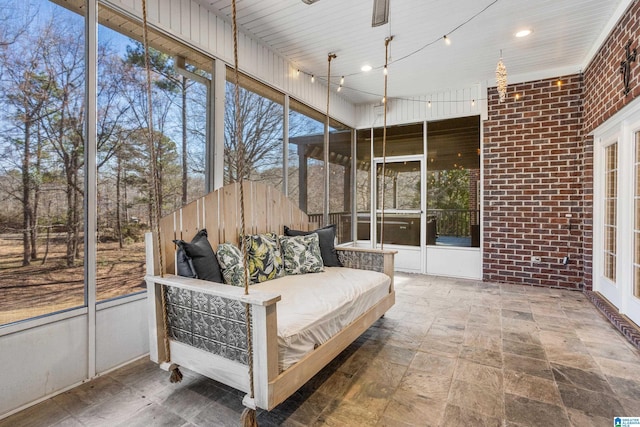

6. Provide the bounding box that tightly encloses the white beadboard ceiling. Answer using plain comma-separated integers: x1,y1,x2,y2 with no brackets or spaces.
199,0,632,104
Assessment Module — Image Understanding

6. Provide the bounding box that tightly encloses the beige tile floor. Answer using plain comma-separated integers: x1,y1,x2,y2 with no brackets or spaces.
3,273,640,426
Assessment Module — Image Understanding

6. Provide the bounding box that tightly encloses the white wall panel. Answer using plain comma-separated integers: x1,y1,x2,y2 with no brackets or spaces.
0,316,88,416
170,0,181,33
425,246,481,280
95,299,149,374
355,84,485,128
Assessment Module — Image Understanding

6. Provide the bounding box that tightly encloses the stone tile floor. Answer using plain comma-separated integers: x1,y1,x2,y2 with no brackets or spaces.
2,273,640,426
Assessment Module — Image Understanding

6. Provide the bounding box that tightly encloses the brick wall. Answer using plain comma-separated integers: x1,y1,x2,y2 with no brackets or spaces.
483,75,585,289
583,0,640,133
483,0,640,291
576,0,639,289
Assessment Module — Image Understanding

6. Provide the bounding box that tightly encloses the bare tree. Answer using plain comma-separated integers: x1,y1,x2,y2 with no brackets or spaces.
224,83,284,185
119,54,182,220
0,20,57,265
39,21,86,266
0,2,33,49
124,43,197,206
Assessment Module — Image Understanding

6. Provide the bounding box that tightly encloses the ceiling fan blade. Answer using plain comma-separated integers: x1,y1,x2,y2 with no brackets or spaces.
372,0,390,27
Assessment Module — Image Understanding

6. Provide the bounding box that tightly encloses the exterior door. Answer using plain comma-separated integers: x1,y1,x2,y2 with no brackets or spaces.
597,137,620,307
595,116,640,327
373,156,424,272
627,129,640,326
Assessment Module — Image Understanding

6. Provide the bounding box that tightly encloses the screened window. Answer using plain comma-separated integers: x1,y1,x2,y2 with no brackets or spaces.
426,116,481,247
356,129,372,241
0,0,86,324
604,143,617,281
329,125,352,243
96,6,212,301
288,99,325,216
224,70,284,189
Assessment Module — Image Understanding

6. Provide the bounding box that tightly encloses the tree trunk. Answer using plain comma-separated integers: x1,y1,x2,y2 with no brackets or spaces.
72,152,82,262
65,161,75,267
116,156,123,249
181,76,188,206
31,124,43,260
42,201,52,265
22,119,32,266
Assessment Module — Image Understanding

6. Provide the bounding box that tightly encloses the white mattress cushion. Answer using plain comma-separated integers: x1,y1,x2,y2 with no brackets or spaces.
250,267,391,371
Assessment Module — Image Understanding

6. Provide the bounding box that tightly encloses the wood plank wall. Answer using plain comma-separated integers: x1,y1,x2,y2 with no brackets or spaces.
159,181,311,276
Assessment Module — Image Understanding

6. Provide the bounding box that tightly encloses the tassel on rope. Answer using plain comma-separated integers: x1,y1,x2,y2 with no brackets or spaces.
168,363,183,383
241,407,258,427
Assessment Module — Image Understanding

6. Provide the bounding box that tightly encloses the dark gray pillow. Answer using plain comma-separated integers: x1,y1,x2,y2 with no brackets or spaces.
284,224,342,267
173,229,223,283
175,247,197,278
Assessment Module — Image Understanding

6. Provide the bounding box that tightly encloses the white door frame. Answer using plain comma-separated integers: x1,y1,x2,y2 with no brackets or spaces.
372,155,425,273
593,97,640,326
594,127,621,308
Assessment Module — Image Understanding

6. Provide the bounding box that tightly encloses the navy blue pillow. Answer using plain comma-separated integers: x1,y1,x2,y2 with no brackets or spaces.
173,229,223,283
284,224,342,267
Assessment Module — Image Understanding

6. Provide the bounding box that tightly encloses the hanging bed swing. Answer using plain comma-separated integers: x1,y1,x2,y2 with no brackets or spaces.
141,0,396,420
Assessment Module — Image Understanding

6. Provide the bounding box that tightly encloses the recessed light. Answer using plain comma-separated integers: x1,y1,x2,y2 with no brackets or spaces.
361,64,373,72
515,29,532,38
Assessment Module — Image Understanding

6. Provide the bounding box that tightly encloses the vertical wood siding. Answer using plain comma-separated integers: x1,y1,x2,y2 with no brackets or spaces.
355,84,485,128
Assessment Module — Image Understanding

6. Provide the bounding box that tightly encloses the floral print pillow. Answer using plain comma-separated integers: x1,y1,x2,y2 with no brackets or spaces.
216,243,246,287
243,232,284,283
279,233,324,275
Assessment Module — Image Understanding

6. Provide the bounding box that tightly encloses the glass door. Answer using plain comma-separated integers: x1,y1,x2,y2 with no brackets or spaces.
599,141,620,307
628,131,640,326
373,157,423,247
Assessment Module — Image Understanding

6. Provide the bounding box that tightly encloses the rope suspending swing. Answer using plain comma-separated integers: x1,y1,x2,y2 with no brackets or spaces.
230,1,258,425
140,0,182,384
379,36,393,250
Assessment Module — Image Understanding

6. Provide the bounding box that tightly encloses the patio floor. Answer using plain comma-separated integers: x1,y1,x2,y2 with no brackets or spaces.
2,273,639,426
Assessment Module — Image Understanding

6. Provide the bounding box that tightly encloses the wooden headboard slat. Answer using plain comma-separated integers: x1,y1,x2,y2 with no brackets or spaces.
158,181,311,276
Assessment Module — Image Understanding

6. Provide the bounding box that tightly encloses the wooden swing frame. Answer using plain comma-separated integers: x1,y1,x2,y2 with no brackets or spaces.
141,0,396,415
145,181,396,410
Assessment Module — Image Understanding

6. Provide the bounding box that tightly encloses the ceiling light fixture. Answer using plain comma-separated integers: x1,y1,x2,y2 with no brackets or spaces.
340,76,345,85
361,64,373,72
311,74,315,83
443,35,451,45
301,0,320,4
515,29,532,38
383,65,388,75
